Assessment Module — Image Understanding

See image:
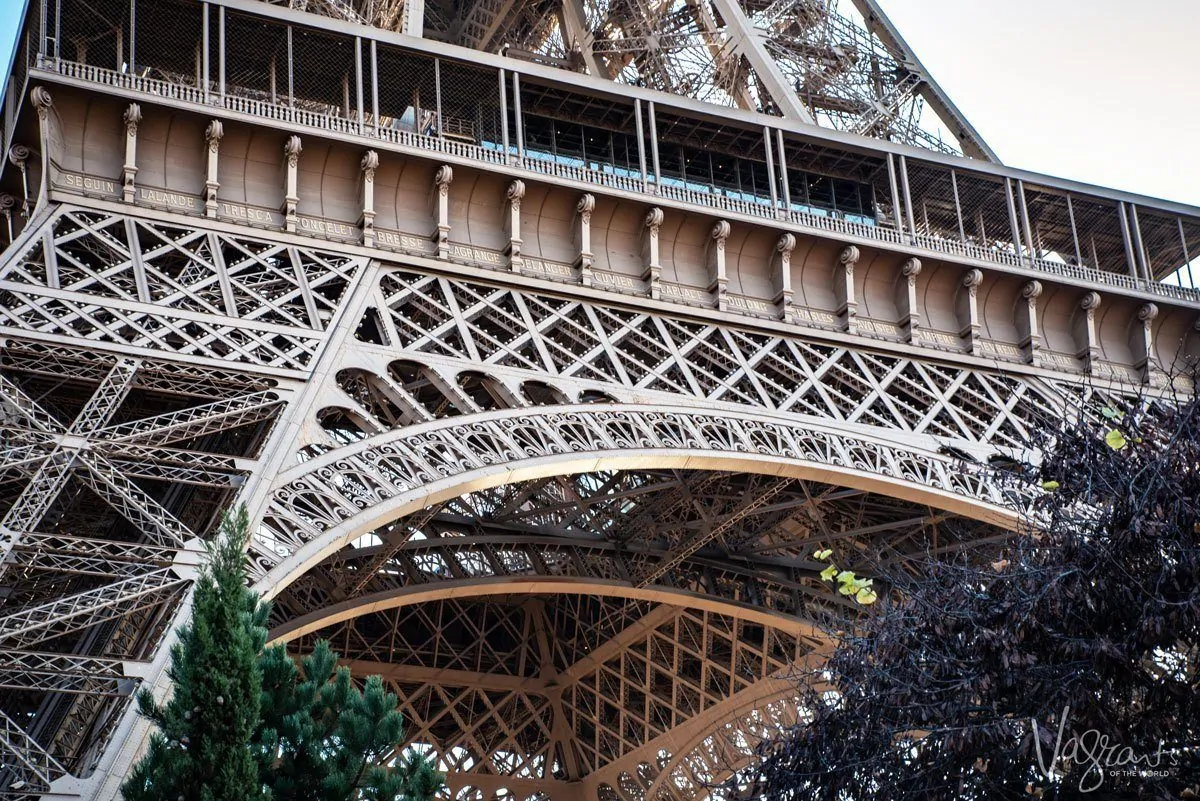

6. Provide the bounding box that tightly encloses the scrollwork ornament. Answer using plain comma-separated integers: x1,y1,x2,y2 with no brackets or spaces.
1079,291,1102,311
644,207,664,229
776,233,796,253
283,135,303,167
577,193,596,215
205,119,224,151
506,179,526,202
123,103,142,136
360,149,379,181
1021,280,1043,300
838,245,861,266
1137,302,1159,322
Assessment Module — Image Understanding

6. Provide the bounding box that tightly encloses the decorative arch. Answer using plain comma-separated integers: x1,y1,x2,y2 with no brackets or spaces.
251,403,1024,594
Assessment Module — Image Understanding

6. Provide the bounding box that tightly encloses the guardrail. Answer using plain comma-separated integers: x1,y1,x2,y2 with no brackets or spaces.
43,58,1200,306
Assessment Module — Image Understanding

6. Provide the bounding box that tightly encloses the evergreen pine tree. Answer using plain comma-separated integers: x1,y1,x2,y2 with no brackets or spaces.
122,506,270,801
256,640,442,801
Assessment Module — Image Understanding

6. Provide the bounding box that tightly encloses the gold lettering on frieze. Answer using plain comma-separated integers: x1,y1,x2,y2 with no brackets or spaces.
790,308,838,326
218,202,278,225
60,173,118,196
376,230,429,252
921,330,963,349
976,340,1023,360
450,244,505,266
138,187,200,212
592,271,638,290
659,283,710,304
725,295,774,315
522,258,574,278
297,216,357,240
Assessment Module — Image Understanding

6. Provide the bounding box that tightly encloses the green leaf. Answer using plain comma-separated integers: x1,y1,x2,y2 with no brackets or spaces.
1105,429,1127,450
1040,480,1060,491
813,548,833,561
856,588,878,605
1101,406,1124,420
836,570,855,584
839,583,857,596
820,565,838,582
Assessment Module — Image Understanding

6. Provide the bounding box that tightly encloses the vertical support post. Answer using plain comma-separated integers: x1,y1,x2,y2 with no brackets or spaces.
762,126,778,211
434,58,443,138
634,98,647,187
202,2,210,101
498,69,510,157
1117,201,1138,280
432,165,452,258
287,25,294,108
512,72,524,158
949,169,965,241
886,154,904,239
1178,217,1194,290
203,120,223,217
55,0,62,63
898,155,917,241
895,257,922,344
834,245,860,334
772,233,797,322
957,269,982,354
1016,280,1042,364
282,135,301,232
121,103,141,203
1131,303,1159,384
575,193,595,287
776,128,790,213
1016,179,1036,260
1003,177,1023,261
505,180,525,272
648,101,660,187
129,0,136,74
708,220,730,311
1066,194,1082,267
39,0,47,62
217,5,225,101
354,37,364,132
1129,204,1151,281
371,39,379,133
360,150,378,247
1074,292,1101,373
642,208,663,299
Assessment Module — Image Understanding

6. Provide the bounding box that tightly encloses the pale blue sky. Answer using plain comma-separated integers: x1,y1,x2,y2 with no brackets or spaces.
1,1,1195,205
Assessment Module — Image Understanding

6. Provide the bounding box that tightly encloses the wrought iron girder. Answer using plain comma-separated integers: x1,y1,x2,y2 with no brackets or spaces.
75,454,195,547
95,391,284,447
6,533,177,578
0,652,138,696
0,708,66,795
0,568,188,650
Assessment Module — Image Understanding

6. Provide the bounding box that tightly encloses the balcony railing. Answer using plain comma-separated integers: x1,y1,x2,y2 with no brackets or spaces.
41,58,1200,306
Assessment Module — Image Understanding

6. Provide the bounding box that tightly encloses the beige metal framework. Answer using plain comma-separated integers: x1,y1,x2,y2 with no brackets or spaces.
0,0,1197,799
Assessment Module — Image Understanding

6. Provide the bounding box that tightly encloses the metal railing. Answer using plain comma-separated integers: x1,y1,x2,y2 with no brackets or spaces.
42,58,1200,306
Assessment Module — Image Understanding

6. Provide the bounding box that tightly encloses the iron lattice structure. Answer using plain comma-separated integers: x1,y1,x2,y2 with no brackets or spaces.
269,0,995,159
0,0,1198,799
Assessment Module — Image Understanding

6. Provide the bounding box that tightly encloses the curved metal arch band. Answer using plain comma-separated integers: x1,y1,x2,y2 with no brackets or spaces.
268,577,825,644
254,404,1023,597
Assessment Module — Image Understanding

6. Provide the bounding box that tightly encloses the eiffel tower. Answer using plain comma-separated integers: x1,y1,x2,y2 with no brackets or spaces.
0,0,1197,798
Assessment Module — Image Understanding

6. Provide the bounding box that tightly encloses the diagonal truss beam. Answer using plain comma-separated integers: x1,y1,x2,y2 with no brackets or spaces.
0,708,66,794
0,651,137,696
95,391,283,447
0,568,188,650
704,0,813,122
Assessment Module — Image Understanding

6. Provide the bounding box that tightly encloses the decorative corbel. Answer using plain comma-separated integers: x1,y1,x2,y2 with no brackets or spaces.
7,145,30,216
121,103,142,202
1073,292,1102,372
505,179,526,271
29,86,53,211
1131,303,1159,384
957,269,983,353
1016,279,1043,365
708,220,730,311
642,208,663,300
431,165,452,259
834,245,860,334
203,120,223,218
772,233,797,323
895,257,922,344
574,193,595,286
359,150,379,247
282,135,302,232
0,195,13,242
